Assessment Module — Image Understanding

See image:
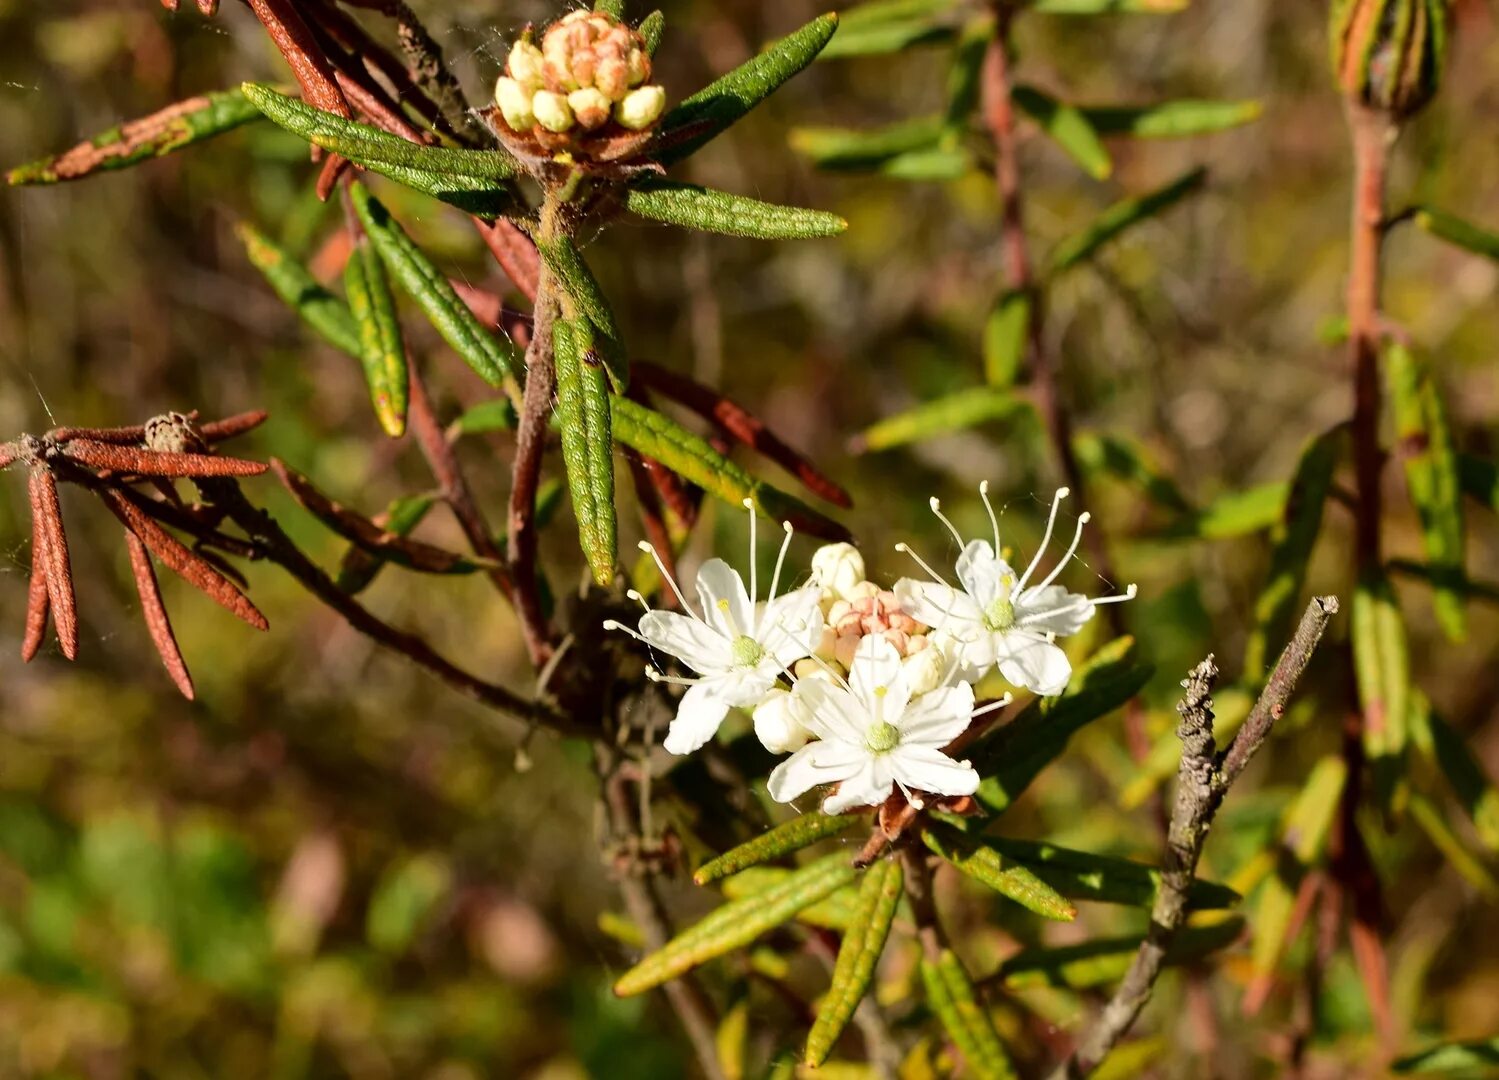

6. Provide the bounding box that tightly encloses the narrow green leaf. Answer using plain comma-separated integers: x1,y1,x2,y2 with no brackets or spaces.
1407,793,1499,897
983,290,1030,388
853,387,1028,454
1013,85,1112,180
625,181,847,240
972,637,1153,813
537,235,629,391
450,398,519,436
1029,0,1189,12
719,868,861,930
1156,482,1289,540
1409,697,1499,853
1387,342,1466,641
1073,432,1192,512
342,236,409,437
241,83,516,215
921,949,1018,1080
995,918,1243,989
234,222,362,357
554,319,617,586
695,813,862,884
351,184,517,387
1352,571,1410,760
1243,429,1339,677
614,853,857,995
1047,166,1207,276
805,858,903,1066
335,493,437,595
8,87,262,186
1411,206,1499,263
657,13,840,164
1394,1037,1499,1073
609,395,838,534
982,837,1240,910
366,854,450,954
595,0,625,15
790,116,947,171
639,10,665,54
1080,99,1261,138
945,15,995,123
1458,453,1499,512
819,4,958,60
881,146,973,180
922,824,1077,920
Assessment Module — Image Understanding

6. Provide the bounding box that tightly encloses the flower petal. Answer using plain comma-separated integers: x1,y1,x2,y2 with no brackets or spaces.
662,680,733,755
639,609,732,672
889,744,980,798
1015,585,1095,637
821,757,894,814
955,539,1012,610
898,683,976,747
995,634,1072,696
695,558,755,641
893,578,983,636
848,635,909,720
758,585,824,666
767,738,867,804
792,675,867,744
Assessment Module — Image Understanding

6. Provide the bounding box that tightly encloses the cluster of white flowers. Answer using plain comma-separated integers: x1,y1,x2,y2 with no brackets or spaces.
494,11,666,136
605,487,1135,815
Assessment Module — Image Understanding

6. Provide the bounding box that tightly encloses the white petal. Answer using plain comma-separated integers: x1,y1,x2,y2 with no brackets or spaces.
821,757,894,814
695,558,755,640
767,739,867,804
758,585,825,665
662,681,733,755
1015,585,1095,637
995,634,1072,696
934,628,1001,683
792,676,867,744
639,609,732,672
898,683,976,747
893,578,983,636
889,744,980,798
955,539,1012,610
848,636,910,720
716,666,781,708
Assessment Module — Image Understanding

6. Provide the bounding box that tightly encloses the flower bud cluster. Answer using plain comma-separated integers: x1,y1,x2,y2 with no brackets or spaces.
495,11,666,139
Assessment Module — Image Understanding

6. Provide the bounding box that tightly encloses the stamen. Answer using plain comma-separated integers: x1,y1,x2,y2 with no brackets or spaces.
625,589,650,612
743,498,758,608
929,497,966,551
799,649,854,694
1016,487,1069,591
979,480,1002,556
1091,583,1139,605
765,521,794,619
971,692,1014,718
638,541,696,617
893,777,925,810
895,542,952,588
602,618,650,645
1031,511,1090,593
644,667,703,687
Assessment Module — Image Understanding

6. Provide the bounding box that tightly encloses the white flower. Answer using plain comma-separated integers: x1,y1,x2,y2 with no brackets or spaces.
605,501,823,756
810,542,865,603
768,636,1003,814
893,486,1136,697
753,688,811,754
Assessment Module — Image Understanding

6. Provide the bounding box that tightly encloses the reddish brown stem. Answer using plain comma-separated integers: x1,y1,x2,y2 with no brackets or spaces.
124,530,197,700
29,468,78,659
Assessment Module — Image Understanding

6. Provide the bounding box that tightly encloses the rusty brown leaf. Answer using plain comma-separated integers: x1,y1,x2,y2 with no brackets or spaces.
22,506,51,662
29,467,78,660
199,411,270,443
246,0,351,119
473,218,540,302
62,439,268,479
124,530,196,700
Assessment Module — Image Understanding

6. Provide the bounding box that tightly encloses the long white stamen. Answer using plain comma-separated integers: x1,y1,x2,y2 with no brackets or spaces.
895,542,952,588
1032,511,1090,593
970,693,1014,719
763,521,794,634
604,619,652,646
929,497,966,551
894,776,925,810
799,649,854,694
1017,487,1069,591
645,667,704,687
743,498,758,608
639,541,696,617
1091,583,1138,605
625,589,650,612
979,480,1002,556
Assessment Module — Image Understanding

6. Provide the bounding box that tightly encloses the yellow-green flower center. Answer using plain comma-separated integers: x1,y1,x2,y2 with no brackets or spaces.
865,721,900,754
983,597,1015,632
730,635,765,668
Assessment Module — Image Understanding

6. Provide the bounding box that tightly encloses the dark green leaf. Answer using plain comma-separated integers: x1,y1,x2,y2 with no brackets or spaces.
790,116,947,171
450,399,519,436
819,0,959,60
694,813,862,884
1394,1037,1499,1074
718,868,860,930
1407,792,1499,897
1080,99,1261,138
342,236,409,437
1411,206,1499,263
1029,0,1188,11
8,87,262,186
595,0,625,14
995,918,1243,989
921,949,1017,1080
853,386,1029,453
334,493,437,595
1047,166,1207,276
1409,696,1499,853
351,184,517,387
624,181,847,239
234,221,361,357
657,13,840,164
945,15,995,123
1352,571,1410,761
553,319,617,586
922,823,1077,920
537,235,629,390
1013,85,1112,180
1073,432,1192,512
1155,482,1289,540
805,858,903,1066
639,10,665,54
982,837,1241,910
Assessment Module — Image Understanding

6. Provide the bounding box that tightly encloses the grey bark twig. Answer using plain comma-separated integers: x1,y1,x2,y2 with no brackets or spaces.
1049,595,1340,1079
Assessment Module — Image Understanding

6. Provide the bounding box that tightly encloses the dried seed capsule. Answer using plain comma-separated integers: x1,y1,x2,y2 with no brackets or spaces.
1330,0,1448,119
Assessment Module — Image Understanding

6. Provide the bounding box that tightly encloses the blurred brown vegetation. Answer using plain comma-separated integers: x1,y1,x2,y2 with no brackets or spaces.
0,0,1498,1077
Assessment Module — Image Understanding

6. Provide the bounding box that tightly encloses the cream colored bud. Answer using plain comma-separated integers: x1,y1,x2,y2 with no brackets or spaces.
567,87,612,130
614,84,666,131
531,90,575,133
834,633,861,670
753,689,811,754
813,626,838,661
507,41,545,91
594,56,630,100
811,542,865,603
494,76,535,131
903,645,946,696
627,48,651,87
848,580,880,602
793,657,822,680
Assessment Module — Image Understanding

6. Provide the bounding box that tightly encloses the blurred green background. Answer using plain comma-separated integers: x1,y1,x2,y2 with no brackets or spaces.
1,0,1498,1076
